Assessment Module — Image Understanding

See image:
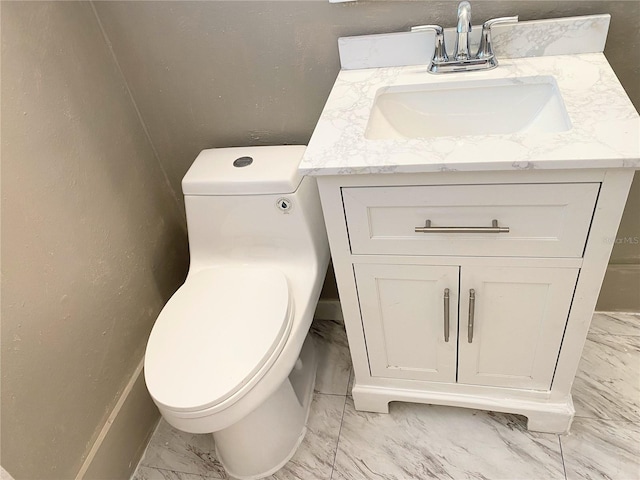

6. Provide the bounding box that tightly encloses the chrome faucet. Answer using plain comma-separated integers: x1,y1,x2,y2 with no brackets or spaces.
454,1,472,60
411,1,518,74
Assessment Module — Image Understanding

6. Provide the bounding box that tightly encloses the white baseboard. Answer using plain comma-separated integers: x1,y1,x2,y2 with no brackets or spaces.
314,298,344,323
75,357,159,480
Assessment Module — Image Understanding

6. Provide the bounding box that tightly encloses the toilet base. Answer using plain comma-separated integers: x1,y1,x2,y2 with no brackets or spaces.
213,335,317,480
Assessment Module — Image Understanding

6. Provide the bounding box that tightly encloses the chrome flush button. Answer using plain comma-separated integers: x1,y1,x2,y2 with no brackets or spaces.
233,156,253,167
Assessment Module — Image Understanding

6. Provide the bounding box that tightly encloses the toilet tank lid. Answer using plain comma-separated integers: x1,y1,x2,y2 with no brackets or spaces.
182,145,306,195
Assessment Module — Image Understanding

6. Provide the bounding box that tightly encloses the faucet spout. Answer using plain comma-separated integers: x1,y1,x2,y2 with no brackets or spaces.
410,1,516,74
454,1,472,60
457,1,472,32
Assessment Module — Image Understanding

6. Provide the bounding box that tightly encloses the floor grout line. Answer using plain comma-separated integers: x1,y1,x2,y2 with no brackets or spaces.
136,465,208,480
329,369,351,480
558,434,568,480
138,463,220,480
587,334,640,339
145,464,222,480
571,414,640,425
315,391,352,397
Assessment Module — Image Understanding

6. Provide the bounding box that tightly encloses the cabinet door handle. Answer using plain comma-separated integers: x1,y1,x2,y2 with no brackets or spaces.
468,289,476,343
415,219,509,234
443,288,450,342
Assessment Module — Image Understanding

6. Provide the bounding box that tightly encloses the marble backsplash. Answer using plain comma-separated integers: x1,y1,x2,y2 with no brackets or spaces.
339,14,610,70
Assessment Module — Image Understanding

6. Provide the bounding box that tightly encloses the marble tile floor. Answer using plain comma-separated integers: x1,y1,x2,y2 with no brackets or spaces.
132,313,640,480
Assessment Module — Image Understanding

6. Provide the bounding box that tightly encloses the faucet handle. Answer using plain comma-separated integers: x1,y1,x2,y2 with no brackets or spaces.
411,24,449,63
477,16,518,59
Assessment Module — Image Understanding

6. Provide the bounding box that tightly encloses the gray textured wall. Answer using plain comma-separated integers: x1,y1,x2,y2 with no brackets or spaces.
93,0,639,308
1,2,188,478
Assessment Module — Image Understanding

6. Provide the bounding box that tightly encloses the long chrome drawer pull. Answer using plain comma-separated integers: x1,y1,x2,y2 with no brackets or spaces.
443,288,450,342
415,219,510,234
468,289,475,343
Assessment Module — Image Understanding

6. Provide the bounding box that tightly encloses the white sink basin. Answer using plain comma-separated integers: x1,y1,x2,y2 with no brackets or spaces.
365,76,572,140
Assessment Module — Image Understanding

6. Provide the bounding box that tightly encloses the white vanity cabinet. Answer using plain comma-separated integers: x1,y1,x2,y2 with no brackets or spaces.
356,263,579,391
316,169,635,433
301,29,639,434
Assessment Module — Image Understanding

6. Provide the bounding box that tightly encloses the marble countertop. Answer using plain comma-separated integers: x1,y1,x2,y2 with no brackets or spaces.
299,53,640,175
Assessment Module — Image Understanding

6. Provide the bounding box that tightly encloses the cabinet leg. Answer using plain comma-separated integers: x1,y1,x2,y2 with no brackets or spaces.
352,390,390,414
526,410,574,434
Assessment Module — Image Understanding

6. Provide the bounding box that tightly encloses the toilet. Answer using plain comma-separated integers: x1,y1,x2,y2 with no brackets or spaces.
144,146,330,480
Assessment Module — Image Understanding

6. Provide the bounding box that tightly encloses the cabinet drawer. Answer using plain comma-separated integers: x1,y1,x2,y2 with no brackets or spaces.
342,183,599,258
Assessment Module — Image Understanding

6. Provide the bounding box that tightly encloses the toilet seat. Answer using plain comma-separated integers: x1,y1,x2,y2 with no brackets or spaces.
145,266,293,413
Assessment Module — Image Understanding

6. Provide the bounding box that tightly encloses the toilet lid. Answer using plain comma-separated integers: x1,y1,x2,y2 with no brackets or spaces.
144,266,293,412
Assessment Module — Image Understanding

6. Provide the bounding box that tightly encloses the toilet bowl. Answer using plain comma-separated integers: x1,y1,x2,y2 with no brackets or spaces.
144,146,330,479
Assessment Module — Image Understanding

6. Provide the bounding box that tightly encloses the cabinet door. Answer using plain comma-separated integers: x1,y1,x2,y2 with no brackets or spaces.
458,266,579,390
354,264,458,383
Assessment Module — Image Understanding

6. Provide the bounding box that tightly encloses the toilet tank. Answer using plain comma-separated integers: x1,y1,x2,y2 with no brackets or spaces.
182,146,305,196
181,146,328,272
